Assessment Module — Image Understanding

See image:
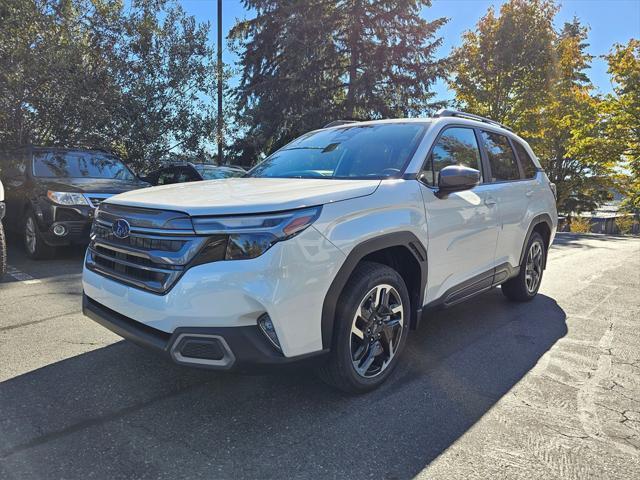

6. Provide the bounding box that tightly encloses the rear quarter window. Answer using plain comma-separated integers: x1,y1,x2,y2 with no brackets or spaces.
480,131,521,182
513,141,538,179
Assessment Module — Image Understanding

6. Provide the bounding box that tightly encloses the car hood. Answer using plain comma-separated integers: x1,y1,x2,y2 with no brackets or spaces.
39,178,149,194
105,177,381,215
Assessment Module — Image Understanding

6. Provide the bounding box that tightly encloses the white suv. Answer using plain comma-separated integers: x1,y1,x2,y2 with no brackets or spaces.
82,110,557,392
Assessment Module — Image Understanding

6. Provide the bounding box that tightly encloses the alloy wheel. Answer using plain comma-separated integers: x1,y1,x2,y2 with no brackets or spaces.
525,241,543,293
350,284,404,378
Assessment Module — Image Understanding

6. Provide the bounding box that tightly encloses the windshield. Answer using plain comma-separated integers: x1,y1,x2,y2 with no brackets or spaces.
248,123,426,179
195,166,244,180
33,151,136,181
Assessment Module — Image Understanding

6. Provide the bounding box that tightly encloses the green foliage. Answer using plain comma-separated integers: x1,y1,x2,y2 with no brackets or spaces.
450,1,620,214
603,40,640,215
449,0,557,130
229,0,447,164
615,215,636,235
0,0,216,169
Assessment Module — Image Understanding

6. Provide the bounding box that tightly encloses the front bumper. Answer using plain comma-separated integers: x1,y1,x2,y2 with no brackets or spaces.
83,294,328,372
35,203,95,246
82,225,346,358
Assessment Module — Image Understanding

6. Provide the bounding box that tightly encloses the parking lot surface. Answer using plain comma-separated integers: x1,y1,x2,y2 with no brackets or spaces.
0,233,639,479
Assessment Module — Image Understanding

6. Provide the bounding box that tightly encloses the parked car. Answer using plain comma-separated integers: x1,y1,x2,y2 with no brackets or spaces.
0,178,6,278
143,163,245,186
82,110,557,392
0,147,149,259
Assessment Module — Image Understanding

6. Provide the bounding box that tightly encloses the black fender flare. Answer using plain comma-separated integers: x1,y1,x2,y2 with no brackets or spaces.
320,231,428,349
518,213,553,268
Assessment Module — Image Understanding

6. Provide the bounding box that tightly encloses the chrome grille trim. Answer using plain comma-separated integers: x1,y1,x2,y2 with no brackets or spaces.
84,193,113,209
86,206,209,294
95,217,196,236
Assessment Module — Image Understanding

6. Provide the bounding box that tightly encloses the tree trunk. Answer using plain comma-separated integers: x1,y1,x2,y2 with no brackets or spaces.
345,0,361,119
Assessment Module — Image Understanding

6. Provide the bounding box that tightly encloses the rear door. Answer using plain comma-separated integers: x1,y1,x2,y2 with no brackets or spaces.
478,130,529,269
418,126,500,304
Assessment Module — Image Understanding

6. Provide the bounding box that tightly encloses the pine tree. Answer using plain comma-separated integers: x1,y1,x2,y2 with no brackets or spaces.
229,0,447,163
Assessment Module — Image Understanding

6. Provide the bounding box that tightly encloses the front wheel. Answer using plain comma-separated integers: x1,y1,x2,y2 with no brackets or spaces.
502,231,546,302
24,213,56,260
317,261,410,393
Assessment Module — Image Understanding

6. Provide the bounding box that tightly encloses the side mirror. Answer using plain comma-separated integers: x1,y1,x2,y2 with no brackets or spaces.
436,165,480,198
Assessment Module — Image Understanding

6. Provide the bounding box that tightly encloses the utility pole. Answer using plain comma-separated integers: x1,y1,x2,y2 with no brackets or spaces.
216,0,224,165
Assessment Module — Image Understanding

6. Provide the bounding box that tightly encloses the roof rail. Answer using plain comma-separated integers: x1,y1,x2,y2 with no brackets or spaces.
434,109,513,132
323,120,359,128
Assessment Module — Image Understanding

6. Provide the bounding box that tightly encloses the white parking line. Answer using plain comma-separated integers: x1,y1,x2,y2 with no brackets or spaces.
6,266,42,285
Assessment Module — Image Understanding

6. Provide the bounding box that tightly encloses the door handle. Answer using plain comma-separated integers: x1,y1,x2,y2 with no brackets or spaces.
525,190,534,197
485,197,497,206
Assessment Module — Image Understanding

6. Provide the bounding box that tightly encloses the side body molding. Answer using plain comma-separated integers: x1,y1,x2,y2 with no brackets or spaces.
320,231,428,349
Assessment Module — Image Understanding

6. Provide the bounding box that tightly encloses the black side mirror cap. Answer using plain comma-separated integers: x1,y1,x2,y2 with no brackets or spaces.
436,165,481,198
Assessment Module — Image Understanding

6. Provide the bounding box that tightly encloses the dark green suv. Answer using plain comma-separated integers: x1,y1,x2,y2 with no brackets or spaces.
0,147,148,259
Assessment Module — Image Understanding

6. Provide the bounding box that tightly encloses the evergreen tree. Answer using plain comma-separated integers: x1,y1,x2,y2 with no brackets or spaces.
230,0,447,163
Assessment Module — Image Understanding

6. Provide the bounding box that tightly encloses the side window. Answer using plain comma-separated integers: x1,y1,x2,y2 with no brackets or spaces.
423,127,482,186
175,167,200,183
513,141,538,179
156,168,176,185
480,131,521,181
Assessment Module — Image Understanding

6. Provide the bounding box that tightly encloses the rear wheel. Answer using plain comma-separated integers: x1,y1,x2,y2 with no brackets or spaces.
24,212,56,260
317,261,410,393
502,231,546,302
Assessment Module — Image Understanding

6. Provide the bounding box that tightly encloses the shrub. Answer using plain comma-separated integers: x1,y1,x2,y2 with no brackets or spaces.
615,215,636,235
570,216,592,233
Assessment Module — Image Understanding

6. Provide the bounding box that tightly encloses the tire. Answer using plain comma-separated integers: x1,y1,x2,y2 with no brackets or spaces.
23,212,56,260
0,222,6,278
317,261,411,393
502,231,546,302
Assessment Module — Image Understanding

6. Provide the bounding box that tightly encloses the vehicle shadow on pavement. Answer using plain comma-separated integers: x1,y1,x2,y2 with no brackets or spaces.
0,290,567,479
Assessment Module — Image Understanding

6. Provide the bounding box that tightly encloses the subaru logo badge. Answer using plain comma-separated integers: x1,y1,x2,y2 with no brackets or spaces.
112,218,131,239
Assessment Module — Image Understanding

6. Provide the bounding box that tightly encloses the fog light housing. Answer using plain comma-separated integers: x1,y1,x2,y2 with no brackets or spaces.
53,224,68,237
257,314,282,352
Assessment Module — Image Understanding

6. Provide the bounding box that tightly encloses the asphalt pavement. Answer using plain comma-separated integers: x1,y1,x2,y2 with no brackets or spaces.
0,232,639,479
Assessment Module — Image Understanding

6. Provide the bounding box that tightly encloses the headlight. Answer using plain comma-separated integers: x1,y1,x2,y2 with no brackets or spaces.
191,206,322,263
47,191,89,206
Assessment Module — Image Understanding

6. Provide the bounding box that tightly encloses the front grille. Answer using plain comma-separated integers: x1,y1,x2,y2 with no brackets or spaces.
85,194,113,208
93,224,185,252
86,206,210,294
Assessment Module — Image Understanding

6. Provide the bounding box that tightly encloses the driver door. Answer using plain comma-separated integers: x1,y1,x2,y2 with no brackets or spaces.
418,126,500,305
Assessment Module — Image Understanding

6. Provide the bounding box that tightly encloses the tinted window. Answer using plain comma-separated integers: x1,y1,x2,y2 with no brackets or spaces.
480,131,521,181
33,151,135,180
513,141,538,178
156,168,177,185
424,127,482,186
175,167,200,183
249,124,426,179
195,166,244,179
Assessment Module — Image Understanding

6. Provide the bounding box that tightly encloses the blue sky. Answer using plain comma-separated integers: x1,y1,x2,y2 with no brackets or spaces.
180,0,640,102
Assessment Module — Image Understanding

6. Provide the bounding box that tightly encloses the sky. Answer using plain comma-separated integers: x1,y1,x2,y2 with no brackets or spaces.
179,0,640,103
